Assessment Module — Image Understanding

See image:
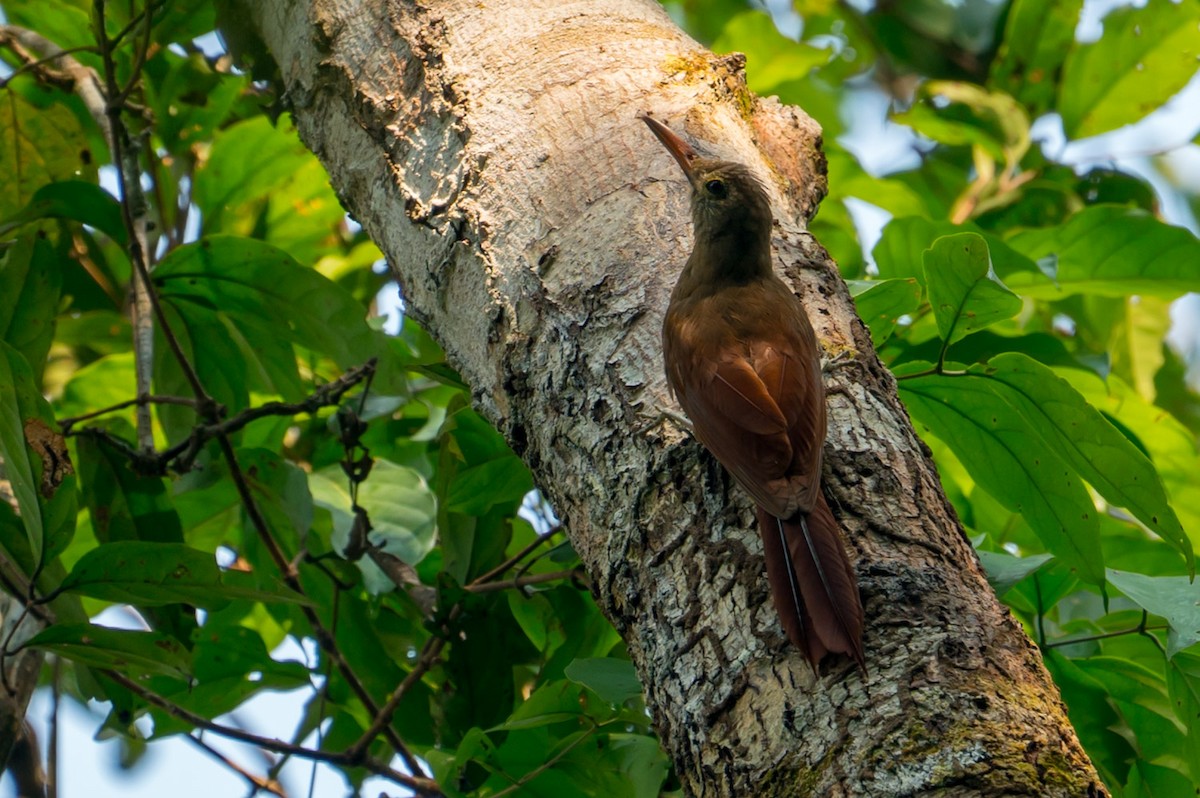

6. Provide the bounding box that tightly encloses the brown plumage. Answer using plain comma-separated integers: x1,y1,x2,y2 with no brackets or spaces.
641,112,865,670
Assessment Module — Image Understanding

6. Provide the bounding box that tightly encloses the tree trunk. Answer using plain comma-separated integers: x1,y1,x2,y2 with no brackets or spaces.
237,1,1105,794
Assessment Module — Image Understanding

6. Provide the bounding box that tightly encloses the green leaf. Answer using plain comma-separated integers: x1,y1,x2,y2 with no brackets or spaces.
873,217,1046,288
27,623,192,679
192,116,345,263
894,82,1030,169
59,540,308,608
975,550,1053,595
1166,649,1200,781
923,233,1023,346
988,0,1083,116
447,457,534,516
151,236,401,424
0,234,63,384
150,623,311,738
900,367,1105,584
1044,651,1135,788
1106,570,1200,657
983,355,1191,570
846,278,922,346
1006,205,1200,299
1166,648,1200,777
76,425,184,544
0,180,126,244
711,11,832,93
1059,370,1200,556
311,459,438,576
564,658,644,705
0,91,97,218
0,342,76,565
1059,0,1200,138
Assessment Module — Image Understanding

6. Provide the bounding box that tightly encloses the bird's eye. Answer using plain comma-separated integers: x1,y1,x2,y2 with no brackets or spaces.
705,179,727,198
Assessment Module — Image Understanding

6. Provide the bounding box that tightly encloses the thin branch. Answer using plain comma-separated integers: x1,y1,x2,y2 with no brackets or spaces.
489,723,597,798
210,429,428,783
349,527,568,758
103,670,441,795
1043,622,1169,650
185,734,288,798
0,38,97,88
94,0,164,449
470,527,562,586
464,568,585,595
48,658,60,798
112,0,155,108
59,394,198,433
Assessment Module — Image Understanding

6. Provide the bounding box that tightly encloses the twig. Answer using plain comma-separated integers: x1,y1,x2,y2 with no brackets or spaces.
211,429,428,783
94,0,165,449
348,526,566,758
489,722,597,797
48,658,60,798
185,734,287,798
103,670,440,794
62,362,377,476
464,568,585,595
1043,621,1169,650
471,527,562,586
59,394,198,433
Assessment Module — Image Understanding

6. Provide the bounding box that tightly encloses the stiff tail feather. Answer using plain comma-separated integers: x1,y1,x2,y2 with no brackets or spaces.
757,494,865,670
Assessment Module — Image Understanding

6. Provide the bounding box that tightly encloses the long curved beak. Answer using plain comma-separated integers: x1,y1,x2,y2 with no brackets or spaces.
638,112,699,179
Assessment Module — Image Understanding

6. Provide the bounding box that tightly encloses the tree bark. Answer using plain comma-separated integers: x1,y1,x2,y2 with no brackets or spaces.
239,1,1105,794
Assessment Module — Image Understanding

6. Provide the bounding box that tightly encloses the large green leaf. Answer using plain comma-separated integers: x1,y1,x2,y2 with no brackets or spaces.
711,11,832,93
894,82,1030,169
982,355,1191,569
1059,0,1200,138
27,623,192,680
152,236,398,414
76,424,184,545
1060,370,1200,553
0,342,76,566
1106,570,1200,657
846,278,922,346
310,459,437,591
1166,650,1200,781
0,234,62,384
923,233,1023,346
564,658,644,705
988,0,1083,116
0,91,97,218
192,116,345,263
0,180,126,244
900,364,1104,584
873,216,1047,288
59,540,308,607
1006,205,1200,299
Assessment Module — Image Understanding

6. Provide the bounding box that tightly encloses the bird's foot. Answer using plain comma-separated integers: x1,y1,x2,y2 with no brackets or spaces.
638,407,693,436
821,349,856,376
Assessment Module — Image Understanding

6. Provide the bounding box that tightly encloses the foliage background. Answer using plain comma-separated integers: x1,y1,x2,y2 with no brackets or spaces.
0,0,1198,795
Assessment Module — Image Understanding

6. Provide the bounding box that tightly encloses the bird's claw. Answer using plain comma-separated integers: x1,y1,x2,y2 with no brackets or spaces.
638,407,693,436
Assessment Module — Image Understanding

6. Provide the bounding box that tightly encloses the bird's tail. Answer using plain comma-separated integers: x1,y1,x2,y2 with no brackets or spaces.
757,494,865,670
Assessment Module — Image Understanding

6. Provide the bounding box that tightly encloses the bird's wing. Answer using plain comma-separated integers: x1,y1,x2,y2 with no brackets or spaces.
749,339,826,516
676,349,795,507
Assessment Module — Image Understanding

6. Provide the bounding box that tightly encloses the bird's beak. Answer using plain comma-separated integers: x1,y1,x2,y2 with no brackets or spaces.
638,112,699,180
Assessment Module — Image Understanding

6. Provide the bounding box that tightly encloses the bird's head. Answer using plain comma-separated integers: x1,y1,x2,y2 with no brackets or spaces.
639,113,773,248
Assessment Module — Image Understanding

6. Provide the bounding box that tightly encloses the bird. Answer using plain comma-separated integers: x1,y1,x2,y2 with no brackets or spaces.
640,112,865,670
